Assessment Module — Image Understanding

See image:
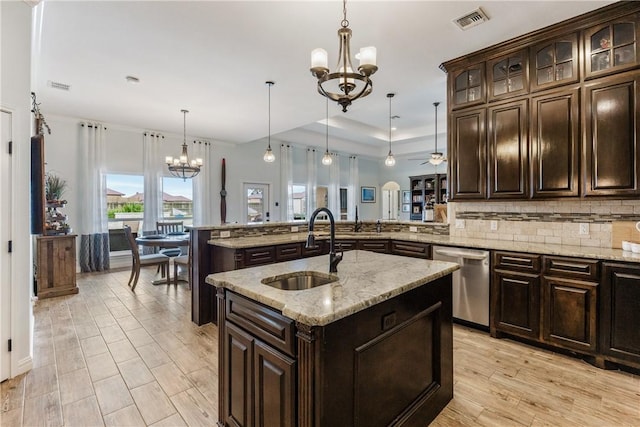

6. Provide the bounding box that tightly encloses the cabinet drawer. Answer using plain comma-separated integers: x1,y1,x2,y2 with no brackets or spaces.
543,256,599,281
391,241,431,259
335,239,357,251
244,246,276,267
357,240,389,253
226,291,295,357
494,251,541,272
301,240,326,257
276,243,301,262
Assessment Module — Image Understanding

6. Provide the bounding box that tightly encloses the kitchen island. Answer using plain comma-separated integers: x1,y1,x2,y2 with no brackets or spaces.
206,250,459,427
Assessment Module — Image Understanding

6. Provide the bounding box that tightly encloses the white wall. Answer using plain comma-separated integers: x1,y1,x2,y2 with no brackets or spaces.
1,0,34,378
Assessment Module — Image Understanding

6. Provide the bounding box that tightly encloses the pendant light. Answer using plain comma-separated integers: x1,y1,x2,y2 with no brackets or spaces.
263,81,276,163
384,93,396,167
322,97,333,166
166,109,203,180
428,102,445,166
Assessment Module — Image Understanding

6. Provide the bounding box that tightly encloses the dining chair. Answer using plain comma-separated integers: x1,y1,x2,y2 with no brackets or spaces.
173,254,191,289
156,221,184,257
124,225,170,290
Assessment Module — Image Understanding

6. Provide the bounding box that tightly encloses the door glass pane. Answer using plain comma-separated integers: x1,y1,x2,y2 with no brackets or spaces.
592,51,610,71
508,55,522,74
613,23,635,46
537,46,553,68
592,28,611,51
468,69,481,87
246,186,265,223
509,75,523,92
292,184,306,220
455,90,467,105
455,72,468,90
493,60,507,80
468,86,481,102
614,45,635,66
162,177,193,224
494,79,507,96
557,61,572,80
556,41,573,62
537,66,553,85
106,174,144,251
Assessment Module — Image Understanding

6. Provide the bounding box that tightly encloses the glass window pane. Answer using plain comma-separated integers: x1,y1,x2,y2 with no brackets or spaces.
613,23,635,46
537,46,553,68
455,72,468,90
106,174,144,252
493,79,507,96
455,89,467,104
468,69,481,87
592,28,611,51
592,51,610,71
557,61,573,80
508,55,522,75
292,184,306,220
537,66,553,85
162,177,193,224
493,60,507,80
614,45,635,66
247,187,265,223
556,42,573,62
509,75,523,92
468,86,481,102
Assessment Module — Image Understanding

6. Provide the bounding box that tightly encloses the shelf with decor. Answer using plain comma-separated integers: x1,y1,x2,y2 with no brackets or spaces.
409,174,446,221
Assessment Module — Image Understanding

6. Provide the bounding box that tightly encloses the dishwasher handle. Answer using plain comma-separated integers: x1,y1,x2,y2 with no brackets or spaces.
434,248,488,261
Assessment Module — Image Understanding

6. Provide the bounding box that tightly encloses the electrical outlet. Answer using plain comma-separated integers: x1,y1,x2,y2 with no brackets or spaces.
220,230,231,238
455,219,465,229
490,220,498,231
579,223,589,235
291,226,299,233
409,226,418,232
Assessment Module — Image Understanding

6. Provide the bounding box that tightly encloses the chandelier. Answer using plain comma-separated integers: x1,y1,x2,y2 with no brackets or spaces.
310,0,377,113
166,109,203,180
428,102,446,166
384,93,396,167
264,81,276,163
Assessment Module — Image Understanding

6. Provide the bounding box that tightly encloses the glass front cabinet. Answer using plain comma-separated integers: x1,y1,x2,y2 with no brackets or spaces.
487,50,528,101
450,63,486,109
585,13,639,78
530,33,579,91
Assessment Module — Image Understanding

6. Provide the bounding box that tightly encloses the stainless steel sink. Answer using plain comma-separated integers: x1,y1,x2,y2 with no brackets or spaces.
261,271,338,290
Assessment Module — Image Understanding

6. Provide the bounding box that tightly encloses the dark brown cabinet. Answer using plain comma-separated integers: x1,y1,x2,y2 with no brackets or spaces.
585,12,640,79
390,241,431,259
584,73,640,197
531,87,580,198
450,63,486,108
276,243,301,262
601,262,640,368
450,108,487,200
531,33,579,91
487,100,529,199
244,246,277,267
357,239,389,253
488,50,529,101
35,234,78,299
492,251,541,340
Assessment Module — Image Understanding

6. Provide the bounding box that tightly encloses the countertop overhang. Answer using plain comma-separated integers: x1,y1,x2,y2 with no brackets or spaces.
209,231,640,263
205,250,459,326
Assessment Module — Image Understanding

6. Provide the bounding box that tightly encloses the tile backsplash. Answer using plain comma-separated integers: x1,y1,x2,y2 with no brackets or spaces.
449,200,640,248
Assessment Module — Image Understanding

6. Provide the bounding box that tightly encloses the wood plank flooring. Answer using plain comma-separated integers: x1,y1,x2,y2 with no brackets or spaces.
1,268,639,426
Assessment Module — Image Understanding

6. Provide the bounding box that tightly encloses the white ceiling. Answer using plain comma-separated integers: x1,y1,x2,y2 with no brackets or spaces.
33,0,613,160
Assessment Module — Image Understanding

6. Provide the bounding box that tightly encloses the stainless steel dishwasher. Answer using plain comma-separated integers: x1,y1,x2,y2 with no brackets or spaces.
433,246,490,327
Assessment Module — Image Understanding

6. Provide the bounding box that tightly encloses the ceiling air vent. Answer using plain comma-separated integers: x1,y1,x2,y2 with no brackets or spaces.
48,80,71,91
454,8,489,31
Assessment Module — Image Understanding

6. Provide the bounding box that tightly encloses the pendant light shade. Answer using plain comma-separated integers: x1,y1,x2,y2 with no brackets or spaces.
385,93,396,167
322,97,333,166
263,81,276,163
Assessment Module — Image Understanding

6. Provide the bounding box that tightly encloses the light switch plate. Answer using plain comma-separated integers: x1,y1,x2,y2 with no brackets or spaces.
220,230,231,238
455,219,465,229
409,226,418,232
490,220,498,231
291,226,299,233
579,223,589,235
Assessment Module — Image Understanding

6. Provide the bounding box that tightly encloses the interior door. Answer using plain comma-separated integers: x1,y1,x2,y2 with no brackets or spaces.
1,109,13,381
243,183,270,224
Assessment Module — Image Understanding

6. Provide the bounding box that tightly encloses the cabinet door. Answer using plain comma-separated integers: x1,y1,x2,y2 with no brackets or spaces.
254,341,296,427
224,323,254,427
584,12,640,79
450,108,487,200
584,73,640,197
601,263,640,366
334,239,357,251
531,88,580,198
542,277,598,352
244,246,276,267
301,240,326,257
276,243,301,262
530,33,579,92
450,63,486,109
390,241,431,259
488,49,529,101
357,240,390,253
491,270,540,340
487,100,528,199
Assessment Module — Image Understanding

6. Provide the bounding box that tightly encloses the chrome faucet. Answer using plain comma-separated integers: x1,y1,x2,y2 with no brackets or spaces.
306,207,343,273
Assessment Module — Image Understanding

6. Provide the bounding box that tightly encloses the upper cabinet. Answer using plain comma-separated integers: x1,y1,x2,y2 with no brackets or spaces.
531,33,579,92
488,50,529,101
441,2,640,201
450,63,486,109
585,13,640,79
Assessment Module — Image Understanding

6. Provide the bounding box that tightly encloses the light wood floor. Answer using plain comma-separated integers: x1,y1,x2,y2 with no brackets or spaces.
1,268,638,426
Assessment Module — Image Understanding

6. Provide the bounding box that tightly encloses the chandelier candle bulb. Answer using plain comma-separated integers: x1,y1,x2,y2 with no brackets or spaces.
358,46,376,67
165,156,172,164
311,48,329,70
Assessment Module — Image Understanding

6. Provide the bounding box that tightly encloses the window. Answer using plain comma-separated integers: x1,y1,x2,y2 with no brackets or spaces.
292,184,306,220
106,174,144,252
162,177,193,225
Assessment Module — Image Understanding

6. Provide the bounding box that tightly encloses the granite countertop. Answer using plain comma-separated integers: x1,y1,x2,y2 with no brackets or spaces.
208,231,640,263
205,250,459,326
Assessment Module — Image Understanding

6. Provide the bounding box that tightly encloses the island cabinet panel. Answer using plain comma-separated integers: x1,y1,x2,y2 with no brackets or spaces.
224,323,254,427
487,100,529,199
276,243,302,262
334,239,357,252
390,241,431,259
254,341,296,427
35,234,78,299
584,73,640,197
244,246,277,267
301,240,326,257
450,108,487,200
530,88,580,198
357,239,389,253
601,263,640,368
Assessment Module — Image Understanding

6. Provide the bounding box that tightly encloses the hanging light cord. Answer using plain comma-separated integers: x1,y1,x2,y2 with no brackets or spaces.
388,95,392,153
183,110,187,145
434,101,439,152
268,83,272,151
341,0,349,27
326,97,329,153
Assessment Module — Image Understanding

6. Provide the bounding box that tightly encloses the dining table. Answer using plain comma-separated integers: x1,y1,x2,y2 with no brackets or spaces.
135,232,190,285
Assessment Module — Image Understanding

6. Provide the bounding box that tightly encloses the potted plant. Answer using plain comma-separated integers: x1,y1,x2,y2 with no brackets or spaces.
45,173,67,203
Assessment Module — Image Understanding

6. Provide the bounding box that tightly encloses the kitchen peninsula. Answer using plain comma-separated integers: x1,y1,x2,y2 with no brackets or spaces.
206,250,459,427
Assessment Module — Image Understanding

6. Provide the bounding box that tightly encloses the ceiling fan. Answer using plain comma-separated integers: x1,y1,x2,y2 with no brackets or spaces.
409,101,447,165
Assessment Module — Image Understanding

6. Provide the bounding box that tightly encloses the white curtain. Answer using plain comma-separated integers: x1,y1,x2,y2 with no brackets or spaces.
347,156,359,221
280,144,293,222
328,153,340,219
306,148,317,218
78,122,109,272
142,132,163,235
192,140,215,226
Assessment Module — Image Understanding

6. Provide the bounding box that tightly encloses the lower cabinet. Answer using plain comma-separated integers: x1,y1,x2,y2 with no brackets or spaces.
357,239,389,253
492,268,541,340
390,241,431,259
601,263,640,368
